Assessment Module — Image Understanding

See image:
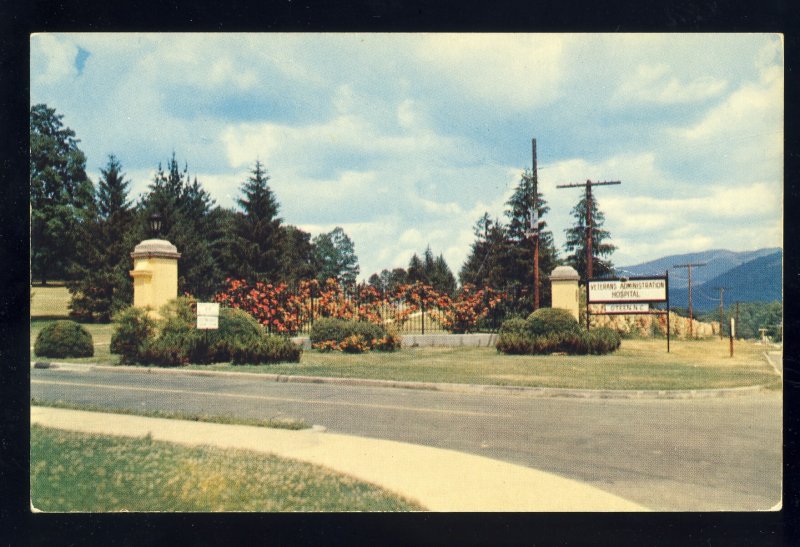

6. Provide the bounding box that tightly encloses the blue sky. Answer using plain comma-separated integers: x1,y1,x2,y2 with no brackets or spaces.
30,33,783,281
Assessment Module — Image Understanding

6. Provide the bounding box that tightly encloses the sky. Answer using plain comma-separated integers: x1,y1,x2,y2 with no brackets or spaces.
30,33,783,281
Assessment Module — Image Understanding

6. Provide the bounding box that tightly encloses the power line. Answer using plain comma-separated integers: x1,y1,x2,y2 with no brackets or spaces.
556,180,621,280
672,262,706,338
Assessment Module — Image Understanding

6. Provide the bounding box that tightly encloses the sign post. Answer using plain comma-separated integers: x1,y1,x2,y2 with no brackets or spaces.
730,318,735,357
587,273,670,352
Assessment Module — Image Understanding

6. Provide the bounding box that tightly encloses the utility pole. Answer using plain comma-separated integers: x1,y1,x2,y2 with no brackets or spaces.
714,287,730,339
672,262,706,338
736,301,740,339
527,138,541,310
556,180,621,281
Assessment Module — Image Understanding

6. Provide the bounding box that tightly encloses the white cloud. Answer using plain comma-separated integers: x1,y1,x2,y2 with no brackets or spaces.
415,34,567,110
30,34,79,85
613,63,728,105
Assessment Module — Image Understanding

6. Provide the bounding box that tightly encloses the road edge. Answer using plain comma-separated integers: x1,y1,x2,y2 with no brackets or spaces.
31,360,777,400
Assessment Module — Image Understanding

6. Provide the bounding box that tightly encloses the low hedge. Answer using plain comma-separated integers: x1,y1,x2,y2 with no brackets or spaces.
34,320,94,359
110,298,300,366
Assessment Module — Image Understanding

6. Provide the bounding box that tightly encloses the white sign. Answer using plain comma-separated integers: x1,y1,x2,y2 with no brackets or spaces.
197,302,220,330
588,278,667,303
603,303,649,314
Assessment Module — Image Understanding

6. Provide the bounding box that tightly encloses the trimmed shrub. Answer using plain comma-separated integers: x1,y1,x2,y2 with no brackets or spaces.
495,332,535,355
230,335,302,365
526,308,582,338
110,307,157,363
497,309,620,356
34,320,94,359
587,327,621,355
373,331,402,352
339,334,370,354
498,317,528,336
111,299,292,366
310,317,394,352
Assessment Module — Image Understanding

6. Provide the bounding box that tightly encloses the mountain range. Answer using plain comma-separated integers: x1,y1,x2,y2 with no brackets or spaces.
618,248,782,312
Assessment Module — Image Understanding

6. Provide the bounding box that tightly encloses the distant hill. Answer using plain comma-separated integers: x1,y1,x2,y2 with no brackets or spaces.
618,248,781,290
666,251,782,311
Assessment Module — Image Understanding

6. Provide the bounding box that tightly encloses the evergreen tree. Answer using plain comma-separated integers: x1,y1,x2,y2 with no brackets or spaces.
30,104,94,284
407,253,425,283
459,169,559,310
312,227,360,286
431,253,457,296
139,153,222,298
67,156,137,321
279,225,318,284
503,169,559,307
563,190,616,282
226,160,284,283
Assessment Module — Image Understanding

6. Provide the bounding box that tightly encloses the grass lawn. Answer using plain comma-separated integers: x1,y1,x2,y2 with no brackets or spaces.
30,285,70,318
196,338,781,391
31,425,423,512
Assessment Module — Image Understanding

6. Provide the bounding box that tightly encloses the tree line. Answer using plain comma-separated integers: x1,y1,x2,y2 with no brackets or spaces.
31,103,616,323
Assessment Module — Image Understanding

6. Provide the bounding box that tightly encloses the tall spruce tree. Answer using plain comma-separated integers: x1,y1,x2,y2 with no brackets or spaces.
67,156,137,321
30,104,94,284
140,153,222,298
503,169,559,307
226,160,284,284
563,191,616,282
459,169,559,310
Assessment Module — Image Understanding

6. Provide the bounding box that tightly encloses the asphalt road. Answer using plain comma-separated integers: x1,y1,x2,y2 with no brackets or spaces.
31,366,782,511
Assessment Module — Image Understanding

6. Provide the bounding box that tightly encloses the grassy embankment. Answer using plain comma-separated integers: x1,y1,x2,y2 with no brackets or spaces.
31,425,423,512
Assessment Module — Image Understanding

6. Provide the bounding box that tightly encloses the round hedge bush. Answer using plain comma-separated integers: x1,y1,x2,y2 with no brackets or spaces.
35,320,94,359
526,308,582,337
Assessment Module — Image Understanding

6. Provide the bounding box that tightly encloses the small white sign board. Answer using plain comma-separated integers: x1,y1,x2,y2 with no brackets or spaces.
604,303,649,314
197,302,220,330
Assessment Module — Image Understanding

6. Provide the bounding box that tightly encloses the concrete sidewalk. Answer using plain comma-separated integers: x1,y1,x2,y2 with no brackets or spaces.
32,406,648,512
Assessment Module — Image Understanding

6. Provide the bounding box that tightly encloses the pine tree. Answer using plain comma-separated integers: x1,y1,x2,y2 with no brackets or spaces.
30,104,94,284
503,169,559,307
407,253,425,283
139,153,222,298
431,254,457,296
226,160,284,284
563,191,616,282
68,156,137,321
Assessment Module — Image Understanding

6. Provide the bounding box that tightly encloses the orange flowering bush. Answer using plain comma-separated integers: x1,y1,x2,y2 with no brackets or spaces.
214,278,312,335
430,284,506,334
215,278,509,335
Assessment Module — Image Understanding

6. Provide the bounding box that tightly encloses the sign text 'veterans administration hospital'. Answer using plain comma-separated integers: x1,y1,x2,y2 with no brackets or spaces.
588,279,667,303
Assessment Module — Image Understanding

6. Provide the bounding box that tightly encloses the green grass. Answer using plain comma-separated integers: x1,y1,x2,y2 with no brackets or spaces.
194,338,781,391
30,285,70,318
31,398,310,430
31,425,423,512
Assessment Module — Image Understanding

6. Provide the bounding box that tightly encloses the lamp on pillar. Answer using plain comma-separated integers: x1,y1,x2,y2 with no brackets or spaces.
149,212,163,239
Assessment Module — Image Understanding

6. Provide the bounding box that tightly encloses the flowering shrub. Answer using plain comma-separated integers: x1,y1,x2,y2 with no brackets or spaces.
215,278,510,335
338,334,370,354
431,284,505,334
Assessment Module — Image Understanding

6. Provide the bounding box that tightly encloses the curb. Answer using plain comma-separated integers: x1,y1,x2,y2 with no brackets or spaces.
32,361,774,400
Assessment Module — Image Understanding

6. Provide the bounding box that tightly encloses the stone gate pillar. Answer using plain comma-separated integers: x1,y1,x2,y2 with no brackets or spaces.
550,265,580,321
130,239,181,314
